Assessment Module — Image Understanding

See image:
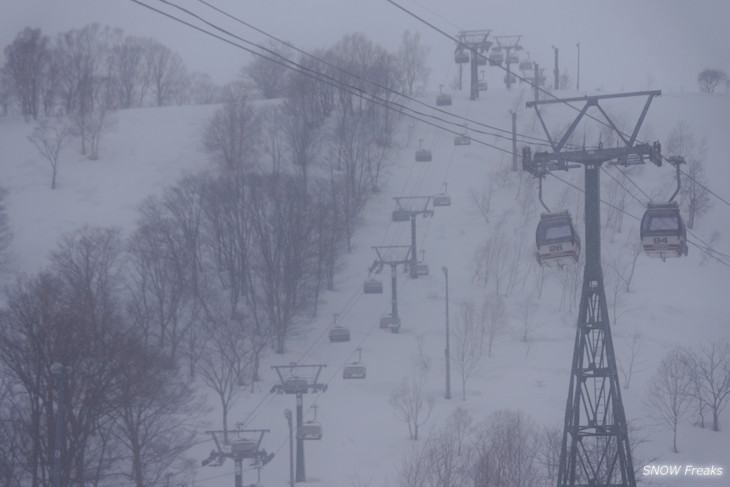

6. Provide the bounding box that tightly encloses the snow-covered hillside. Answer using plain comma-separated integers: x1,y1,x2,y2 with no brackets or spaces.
1,87,728,487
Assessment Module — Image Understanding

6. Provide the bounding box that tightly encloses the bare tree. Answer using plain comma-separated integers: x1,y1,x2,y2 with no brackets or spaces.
687,341,730,432
0,187,11,273
697,68,727,93
203,94,260,172
28,118,70,189
112,350,199,487
618,329,647,390
644,348,693,452
396,30,430,96
244,40,293,99
145,40,187,107
389,371,435,440
197,317,249,443
482,294,508,357
473,410,541,487
451,301,485,401
2,27,51,121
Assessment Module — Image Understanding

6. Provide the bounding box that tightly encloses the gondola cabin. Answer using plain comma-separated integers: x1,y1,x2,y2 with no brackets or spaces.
455,51,469,64
415,148,432,162
329,326,351,343
433,194,451,207
298,422,322,440
392,209,411,222
454,134,470,146
489,52,504,66
363,279,383,294
436,93,452,106
640,202,688,260
379,314,401,333
343,364,367,379
536,211,581,267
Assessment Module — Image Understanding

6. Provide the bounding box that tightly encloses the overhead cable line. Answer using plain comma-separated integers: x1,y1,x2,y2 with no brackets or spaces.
385,0,730,209
191,0,554,148
133,0,516,157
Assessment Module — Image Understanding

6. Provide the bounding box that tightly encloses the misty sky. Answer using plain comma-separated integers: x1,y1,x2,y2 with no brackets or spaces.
3,0,730,93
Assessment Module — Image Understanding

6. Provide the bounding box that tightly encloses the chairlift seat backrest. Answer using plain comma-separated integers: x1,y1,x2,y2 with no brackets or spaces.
298,423,322,440
329,326,351,342
436,94,452,106
231,440,258,458
415,149,432,162
454,135,471,146
343,364,367,379
363,279,384,294
455,51,469,63
392,209,411,222
433,195,451,207
283,378,309,394
230,440,258,456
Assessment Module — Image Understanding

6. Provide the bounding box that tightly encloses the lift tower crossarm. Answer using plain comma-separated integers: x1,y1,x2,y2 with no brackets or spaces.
527,90,661,155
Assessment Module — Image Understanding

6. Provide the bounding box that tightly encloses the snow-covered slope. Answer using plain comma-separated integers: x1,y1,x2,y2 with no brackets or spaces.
1,88,728,487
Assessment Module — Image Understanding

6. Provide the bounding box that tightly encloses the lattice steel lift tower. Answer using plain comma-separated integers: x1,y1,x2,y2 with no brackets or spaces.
523,90,663,487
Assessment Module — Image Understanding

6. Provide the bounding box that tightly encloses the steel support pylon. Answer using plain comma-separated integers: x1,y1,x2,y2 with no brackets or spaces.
557,163,634,487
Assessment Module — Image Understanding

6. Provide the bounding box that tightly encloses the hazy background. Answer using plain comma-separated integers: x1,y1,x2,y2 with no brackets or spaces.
3,0,730,93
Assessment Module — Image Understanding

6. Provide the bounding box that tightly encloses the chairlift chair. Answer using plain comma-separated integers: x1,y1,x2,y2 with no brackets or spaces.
535,211,581,267
343,363,367,379
489,52,504,66
503,74,517,85
363,278,383,294
476,55,487,66
392,209,411,222
640,202,688,260
280,377,309,395
436,93,452,106
297,422,322,440
329,326,351,343
415,148,432,162
230,440,258,458
379,314,401,333
433,195,451,207
455,50,469,64
454,134,471,146
415,262,429,276
507,54,519,64
478,81,487,91
519,60,533,72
